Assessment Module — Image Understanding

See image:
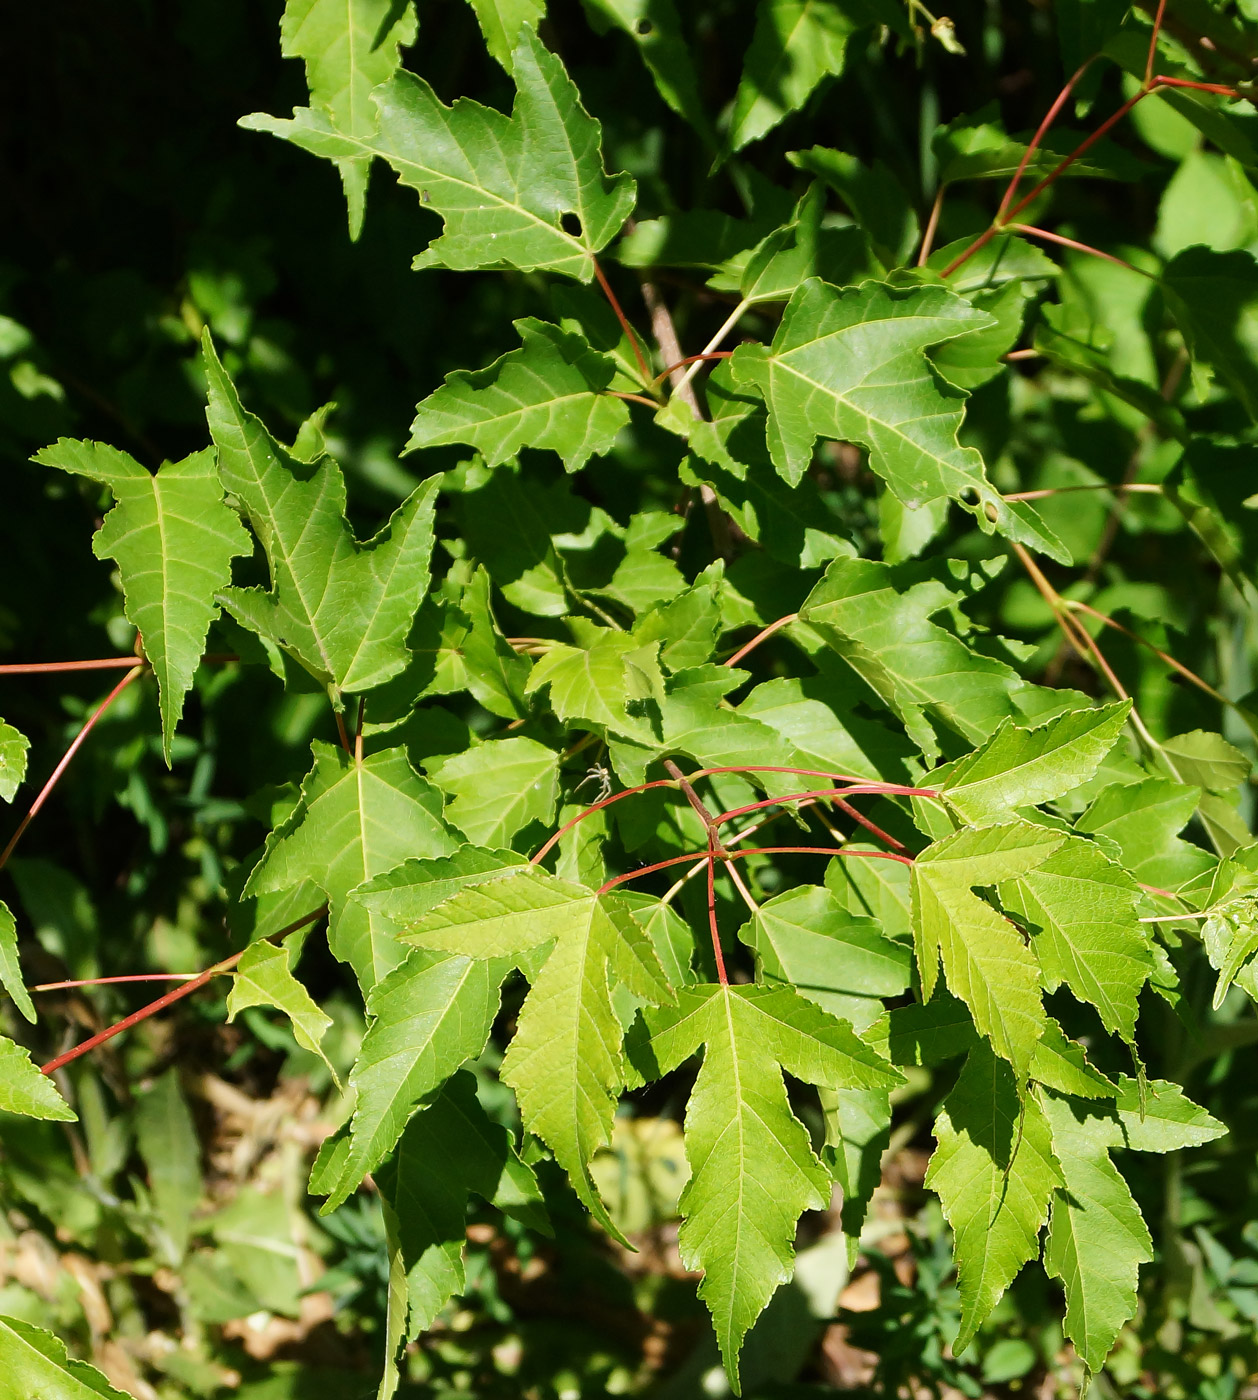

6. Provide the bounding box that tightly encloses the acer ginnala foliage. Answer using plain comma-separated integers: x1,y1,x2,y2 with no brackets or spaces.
6,0,1258,1395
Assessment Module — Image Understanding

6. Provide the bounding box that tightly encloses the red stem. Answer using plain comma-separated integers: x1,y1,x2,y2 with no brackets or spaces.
723,613,799,668
596,843,913,895
714,785,941,828
705,835,728,985
39,906,327,1076
1005,223,1146,274
0,658,145,675
832,797,911,854
1004,90,1148,223
1146,0,1168,84
996,59,1095,224
0,665,144,873
651,352,733,387
530,778,680,865
1152,74,1242,96
917,185,946,266
33,973,202,992
593,257,652,387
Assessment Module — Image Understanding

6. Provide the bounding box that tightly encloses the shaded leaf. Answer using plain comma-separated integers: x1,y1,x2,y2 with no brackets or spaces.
245,741,457,992
635,982,901,1386
34,440,251,761
0,901,34,1024
204,337,440,695
925,1041,1062,1353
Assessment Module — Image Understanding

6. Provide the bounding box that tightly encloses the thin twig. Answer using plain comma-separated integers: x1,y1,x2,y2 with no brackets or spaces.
674,297,753,399
0,657,146,675
724,613,798,668
1003,482,1162,502
917,185,946,266
1064,599,1229,705
33,973,202,992
650,352,733,389
593,257,652,386
39,906,328,1076
1006,223,1151,276
0,665,144,872
597,844,914,895
997,60,1096,224
1146,0,1169,84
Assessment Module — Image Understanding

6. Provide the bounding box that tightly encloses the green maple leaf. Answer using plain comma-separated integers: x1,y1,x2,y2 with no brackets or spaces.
245,741,457,992
0,1316,130,1400
938,701,1131,825
925,1040,1062,1354
393,868,674,1239
321,948,512,1211
730,277,1068,559
0,902,34,1024
634,982,901,1388
278,0,417,236
581,0,715,146
203,335,440,697
1040,1089,1152,1371
727,0,898,153
1162,246,1258,422
242,28,636,281
407,318,629,469
226,939,336,1080
0,1036,74,1121
524,625,659,741
464,0,546,71
1113,1075,1226,1152
34,440,251,761
0,718,28,804
913,822,1064,1077
1031,1021,1117,1100
1000,835,1153,1043
800,557,1074,763
426,736,559,848
374,1071,546,1376
739,884,911,1032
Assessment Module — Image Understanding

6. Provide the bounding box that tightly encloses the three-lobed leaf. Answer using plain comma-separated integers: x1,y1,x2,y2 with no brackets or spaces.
34,439,251,761
634,982,901,1386
243,29,636,281
204,337,440,696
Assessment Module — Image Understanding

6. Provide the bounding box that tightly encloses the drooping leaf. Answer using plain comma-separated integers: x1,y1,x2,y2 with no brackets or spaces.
0,1316,131,1400
203,337,440,696
426,736,559,847
0,901,34,1024
226,938,336,1079
727,0,898,154
580,0,714,146
1040,1090,1152,1372
245,741,457,992
912,822,1063,1076
1162,245,1258,422
243,28,636,281
634,982,901,1386
1000,835,1153,1042
0,1036,74,1121
939,702,1131,825
278,0,417,235
134,1070,202,1263
374,1070,546,1347
0,719,30,803
730,277,1068,560
788,146,919,270
407,318,630,470
320,948,511,1211
925,1041,1062,1353
395,869,673,1237
34,440,251,761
